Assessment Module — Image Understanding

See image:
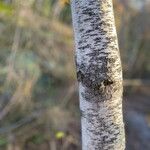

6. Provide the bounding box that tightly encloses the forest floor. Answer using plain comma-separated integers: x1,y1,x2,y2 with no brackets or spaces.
124,86,150,150
24,86,150,150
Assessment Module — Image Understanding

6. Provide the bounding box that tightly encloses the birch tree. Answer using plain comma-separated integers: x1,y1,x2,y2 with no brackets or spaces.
71,0,125,149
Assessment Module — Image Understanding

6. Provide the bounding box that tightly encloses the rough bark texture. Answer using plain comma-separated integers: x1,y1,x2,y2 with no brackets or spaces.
71,0,125,149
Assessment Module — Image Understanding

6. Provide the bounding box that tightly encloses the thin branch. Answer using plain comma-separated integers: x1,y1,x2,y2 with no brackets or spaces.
124,79,150,86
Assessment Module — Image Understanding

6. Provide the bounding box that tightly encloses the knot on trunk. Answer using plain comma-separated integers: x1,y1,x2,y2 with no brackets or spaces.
77,70,114,89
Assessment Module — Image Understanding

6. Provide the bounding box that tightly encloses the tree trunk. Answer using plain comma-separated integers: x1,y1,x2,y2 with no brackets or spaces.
71,0,125,149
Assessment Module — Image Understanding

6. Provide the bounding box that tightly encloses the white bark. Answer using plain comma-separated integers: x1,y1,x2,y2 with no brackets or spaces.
71,0,125,149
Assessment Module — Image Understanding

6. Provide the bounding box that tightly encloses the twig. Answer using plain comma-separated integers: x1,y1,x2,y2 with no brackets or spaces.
124,79,150,86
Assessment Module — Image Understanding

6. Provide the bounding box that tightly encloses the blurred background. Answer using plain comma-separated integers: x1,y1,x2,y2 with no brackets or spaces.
0,0,149,149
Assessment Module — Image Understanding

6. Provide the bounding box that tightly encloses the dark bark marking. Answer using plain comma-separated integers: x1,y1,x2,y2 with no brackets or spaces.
103,79,113,86
77,70,120,102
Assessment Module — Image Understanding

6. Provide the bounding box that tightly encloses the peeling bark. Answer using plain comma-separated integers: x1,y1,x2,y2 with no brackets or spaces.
71,0,125,149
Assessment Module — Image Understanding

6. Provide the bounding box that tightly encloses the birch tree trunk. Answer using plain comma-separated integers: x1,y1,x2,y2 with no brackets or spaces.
71,0,125,149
